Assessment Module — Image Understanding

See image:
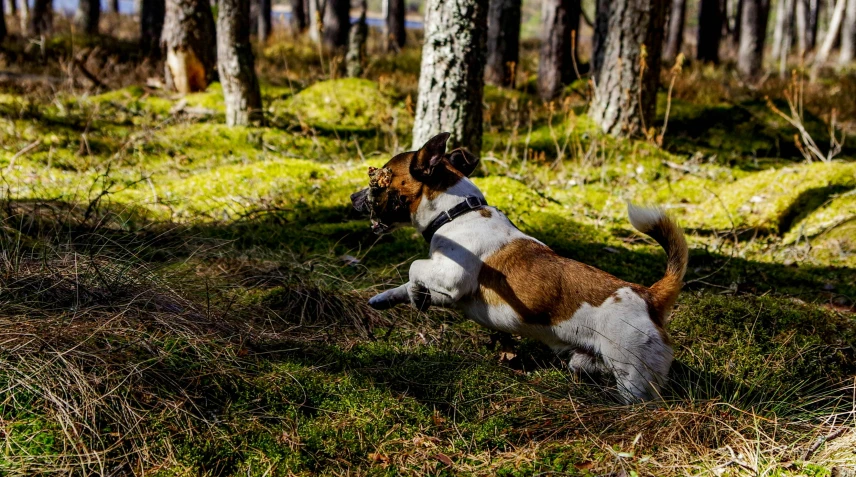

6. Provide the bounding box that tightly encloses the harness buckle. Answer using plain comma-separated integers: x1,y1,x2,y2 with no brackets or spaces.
465,196,482,209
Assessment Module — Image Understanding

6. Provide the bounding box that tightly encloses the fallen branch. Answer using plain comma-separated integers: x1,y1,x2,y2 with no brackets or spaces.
803,427,847,460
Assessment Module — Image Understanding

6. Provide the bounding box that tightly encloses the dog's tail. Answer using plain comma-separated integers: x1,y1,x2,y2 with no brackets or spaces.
627,203,688,322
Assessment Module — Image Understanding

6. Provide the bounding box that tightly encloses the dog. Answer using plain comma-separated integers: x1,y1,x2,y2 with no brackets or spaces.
350,132,688,403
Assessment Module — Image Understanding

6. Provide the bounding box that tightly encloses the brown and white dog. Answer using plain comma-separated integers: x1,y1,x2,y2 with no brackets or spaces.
351,132,688,403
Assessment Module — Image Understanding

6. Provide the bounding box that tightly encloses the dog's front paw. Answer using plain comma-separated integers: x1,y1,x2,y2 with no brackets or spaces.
368,294,394,310
410,282,432,312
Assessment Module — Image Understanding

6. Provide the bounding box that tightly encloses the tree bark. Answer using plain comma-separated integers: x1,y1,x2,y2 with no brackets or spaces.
307,0,320,42
385,0,406,51
347,0,367,77
162,0,217,93
808,0,820,49
109,0,119,13
28,0,52,36
590,0,668,137
74,0,100,34
141,0,165,54
591,0,610,78
778,0,794,76
737,0,770,79
538,0,580,99
258,0,271,42
733,0,744,46
0,0,6,43
412,0,488,155
485,0,520,87
322,0,349,49
19,0,29,34
841,0,856,63
290,0,306,30
217,0,262,125
697,0,723,62
8,0,16,16
663,0,686,62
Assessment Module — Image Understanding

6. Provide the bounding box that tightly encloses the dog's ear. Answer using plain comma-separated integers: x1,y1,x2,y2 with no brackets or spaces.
446,148,479,177
411,132,450,179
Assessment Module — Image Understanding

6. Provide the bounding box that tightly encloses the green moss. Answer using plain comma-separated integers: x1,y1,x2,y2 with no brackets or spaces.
277,78,402,134
183,82,226,113
785,191,856,242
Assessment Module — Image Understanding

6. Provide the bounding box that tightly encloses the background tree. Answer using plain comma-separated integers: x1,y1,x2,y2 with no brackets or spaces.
217,0,262,125
538,0,580,100
20,0,30,34
258,0,272,42
412,0,488,155
796,0,809,56
808,0,821,49
840,0,856,64
664,0,686,62
485,0,521,87
697,0,723,62
141,0,165,55
308,0,320,42
590,0,667,137
591,0,610,77
385,0,406,51
323,0,349,48
28,0,52,37
74,0,100,34
8,0,16,17
290,0,307,31
109,0,119,13
162,0,217,93
347,0,368,76
737,0,770,79
812,0,847,74
0,0,6,43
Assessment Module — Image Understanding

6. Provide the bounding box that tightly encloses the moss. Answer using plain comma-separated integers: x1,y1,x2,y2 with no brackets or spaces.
276,78,404,134
785,191,856,242
183,82,226,113
683,161,856,234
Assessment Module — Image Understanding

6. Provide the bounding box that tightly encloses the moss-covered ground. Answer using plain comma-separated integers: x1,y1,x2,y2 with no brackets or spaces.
1,26,856,476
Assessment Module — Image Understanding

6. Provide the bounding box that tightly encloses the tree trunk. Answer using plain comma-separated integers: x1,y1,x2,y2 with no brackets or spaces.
538,0,580,99
412,0,488,155
74,0,100,34
698,0,723,62
385,0,406,51
808,0,820,49
485,0,520,87
290,0,306,30
322,0,349,49
307,0,320,42
841,0,856,63
591,0,610,78
258,0,271,42
663,0,686,62
772,0,787,59
162,0,217,93
733,0,743,46
28,0,52,37
109,0,119,13
141,0,165,54
20,0,29,34
778,0,794,76
347,0,367,76
9,0,17,17
796,0,809,56
217,0,262,125
0,0,6,43
737,0,770,79
813,0,846,73
590,0,668,137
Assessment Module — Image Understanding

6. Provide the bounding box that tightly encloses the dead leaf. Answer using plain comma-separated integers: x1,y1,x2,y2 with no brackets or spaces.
368,453,389,464
431,453,453,466
574,460,594,470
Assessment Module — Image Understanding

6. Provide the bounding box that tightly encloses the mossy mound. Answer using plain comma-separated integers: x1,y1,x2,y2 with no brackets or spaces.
785,191,856,241
276,78,400,134
684,161,856,234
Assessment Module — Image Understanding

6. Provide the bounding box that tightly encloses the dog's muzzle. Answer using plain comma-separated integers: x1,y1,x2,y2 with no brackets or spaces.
351,189,389,235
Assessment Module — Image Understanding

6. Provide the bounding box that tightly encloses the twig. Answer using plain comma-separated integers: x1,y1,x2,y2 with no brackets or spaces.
7,140,41,171
803,427,847,460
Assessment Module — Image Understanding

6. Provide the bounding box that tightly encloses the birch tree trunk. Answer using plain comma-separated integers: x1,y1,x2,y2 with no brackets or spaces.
141,0,165,54
322,0,349,48
772,0,787,59
812,0,846,74
74,0,100,34
290,0,306,31
485,0,521,87
590,0,668,137
162,0,217,93
698,0,723,62
778,0,794,76
19,0,29,35
307,0,320,43
808,0,820,49
385,0,406,51
217,0,262,125
663,0,686,62
840,0,856,64
412,0,488,155
538,0,579,99
796,0,809,56
737,0,770,79
28,0,52,36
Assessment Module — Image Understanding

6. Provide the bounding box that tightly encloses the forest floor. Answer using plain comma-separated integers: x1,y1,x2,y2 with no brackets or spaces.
1,25,856,476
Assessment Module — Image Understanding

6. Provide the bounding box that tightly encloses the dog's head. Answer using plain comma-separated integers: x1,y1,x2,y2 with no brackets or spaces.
350,132,479,234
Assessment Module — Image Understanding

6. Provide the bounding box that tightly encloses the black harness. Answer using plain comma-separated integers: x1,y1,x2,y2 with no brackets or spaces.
421,196,488,242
